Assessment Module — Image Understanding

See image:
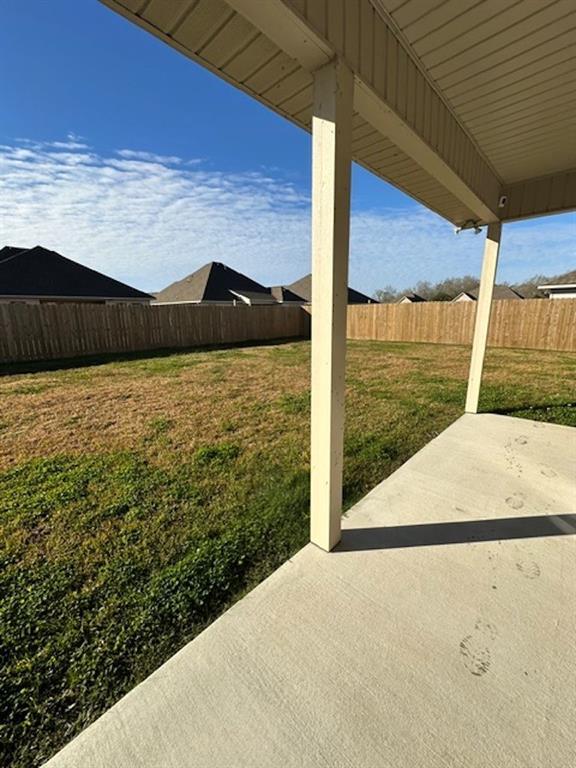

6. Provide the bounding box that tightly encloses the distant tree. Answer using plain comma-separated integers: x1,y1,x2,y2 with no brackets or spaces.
373,285,400,303
372,267,575,304
513,269,576,298
512,275,548,298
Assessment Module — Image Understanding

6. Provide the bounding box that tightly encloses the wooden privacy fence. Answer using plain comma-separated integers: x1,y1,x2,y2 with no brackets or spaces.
347,299,576,352
1,298,574,364
0,303,311,364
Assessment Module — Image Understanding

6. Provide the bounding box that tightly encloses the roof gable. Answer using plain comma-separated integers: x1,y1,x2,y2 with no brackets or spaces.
0,246,28,264
0,246,152,300
156,262,275,303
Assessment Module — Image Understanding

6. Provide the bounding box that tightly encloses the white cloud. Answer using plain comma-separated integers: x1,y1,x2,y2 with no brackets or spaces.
0,138,573,294
116,149,187,165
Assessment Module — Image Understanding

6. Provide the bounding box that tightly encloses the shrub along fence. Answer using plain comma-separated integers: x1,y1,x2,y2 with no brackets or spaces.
347,298,576,352
0,303,311,364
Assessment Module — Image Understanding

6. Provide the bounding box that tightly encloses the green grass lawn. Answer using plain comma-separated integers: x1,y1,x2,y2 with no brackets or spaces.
1,339,574,766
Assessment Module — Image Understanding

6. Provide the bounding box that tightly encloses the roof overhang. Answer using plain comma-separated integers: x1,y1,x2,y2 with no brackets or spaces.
537,284,576,291
100,0,576,228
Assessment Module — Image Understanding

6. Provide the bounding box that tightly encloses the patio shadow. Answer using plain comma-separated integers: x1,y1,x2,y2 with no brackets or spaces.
0,336,305,376
336,514,576,552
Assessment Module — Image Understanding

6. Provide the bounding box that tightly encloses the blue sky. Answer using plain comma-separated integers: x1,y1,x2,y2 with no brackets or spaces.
1,0,574,295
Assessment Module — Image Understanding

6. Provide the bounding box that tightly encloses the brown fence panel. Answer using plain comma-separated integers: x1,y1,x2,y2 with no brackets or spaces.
347,299,576,352
0,304,311,364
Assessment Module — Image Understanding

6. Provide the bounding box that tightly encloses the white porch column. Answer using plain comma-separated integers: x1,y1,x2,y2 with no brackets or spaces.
310,58,353,552
465,221,503,414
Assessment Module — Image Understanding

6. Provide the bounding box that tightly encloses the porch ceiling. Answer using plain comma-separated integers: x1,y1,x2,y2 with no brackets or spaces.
101,0,576,226
378,0,576,185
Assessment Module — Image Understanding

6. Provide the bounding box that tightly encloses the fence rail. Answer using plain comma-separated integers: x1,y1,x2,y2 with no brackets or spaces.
0,303,311,364
347,299,576,352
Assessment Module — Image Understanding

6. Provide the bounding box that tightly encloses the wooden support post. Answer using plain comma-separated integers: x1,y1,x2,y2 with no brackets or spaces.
310,59,353,552
465,222,503,414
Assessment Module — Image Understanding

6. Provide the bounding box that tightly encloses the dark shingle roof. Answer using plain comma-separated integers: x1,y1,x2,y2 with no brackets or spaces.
155,262,275,304
0,246,152,300
269,285,306,303
398,292,426,303
0,246,28,263
286,274,377,304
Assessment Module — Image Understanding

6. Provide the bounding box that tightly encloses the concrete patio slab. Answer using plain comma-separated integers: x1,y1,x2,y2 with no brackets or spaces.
45,414,576,768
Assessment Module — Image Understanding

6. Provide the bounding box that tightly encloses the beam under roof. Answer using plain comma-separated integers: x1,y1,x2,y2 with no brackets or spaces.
226,0,500,224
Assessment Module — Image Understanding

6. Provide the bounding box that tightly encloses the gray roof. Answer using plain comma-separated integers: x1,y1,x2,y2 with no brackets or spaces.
0,245,152,300
286,274,377,304
398,292,426,303
269,286,306,303
455,285,524,301
155,262,276,304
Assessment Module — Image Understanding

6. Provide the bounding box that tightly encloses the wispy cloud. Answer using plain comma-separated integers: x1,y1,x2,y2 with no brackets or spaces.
0,138,573,294
116,149,186,165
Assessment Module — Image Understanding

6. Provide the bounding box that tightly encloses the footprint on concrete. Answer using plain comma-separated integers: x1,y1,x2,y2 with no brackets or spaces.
460,620,497,676
474,619,498,640
504,440,524,477
506,493,525,510
540,465,557,478
516,560,541,579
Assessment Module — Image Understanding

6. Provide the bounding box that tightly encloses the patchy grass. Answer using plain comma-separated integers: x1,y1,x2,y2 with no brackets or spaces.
0,339,574,766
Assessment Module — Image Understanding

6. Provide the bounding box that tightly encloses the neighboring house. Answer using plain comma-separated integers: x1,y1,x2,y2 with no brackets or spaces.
0,245,152,304
452,285,524,302
537,282,576,300
155,262,276,305
397,292,426,304
269,285,306,304
285,274,378,304
157,265,377,306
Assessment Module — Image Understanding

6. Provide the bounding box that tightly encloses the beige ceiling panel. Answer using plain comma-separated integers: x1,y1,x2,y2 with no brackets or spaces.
397,0,478,38
200,14,257,69
262,68,312,107
421,0,570,74
243,52,299,95
434,24,576,92
141,0,192,32
473,107,576,146
222,34,278,82
278,84,312,114
448,47,576,107
172,1,233,52
379,0,576,188
410,0,537,54
462,76,576,126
